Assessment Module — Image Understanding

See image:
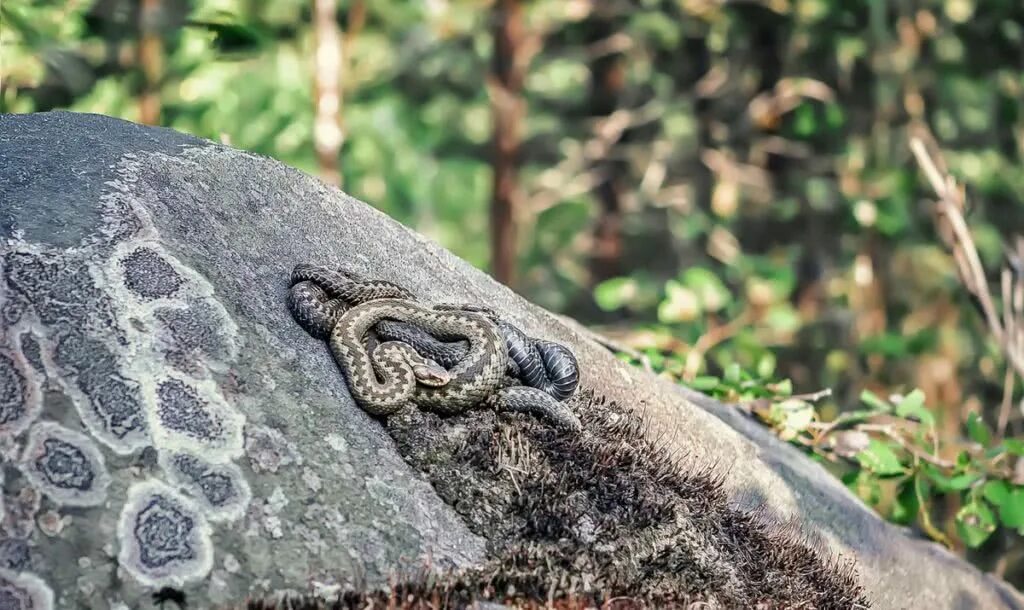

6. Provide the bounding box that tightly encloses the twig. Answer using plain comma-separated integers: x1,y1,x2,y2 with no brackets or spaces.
999,330,1016,442
857,423,955,469
913,457,954,548
684,311,753,379
910,132,1024,433
792,388,833,402
911,139,1004,339
525,100,665,214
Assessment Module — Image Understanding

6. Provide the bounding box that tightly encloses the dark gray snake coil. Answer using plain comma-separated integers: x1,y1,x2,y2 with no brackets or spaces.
287,264,581,430
373,317,579,402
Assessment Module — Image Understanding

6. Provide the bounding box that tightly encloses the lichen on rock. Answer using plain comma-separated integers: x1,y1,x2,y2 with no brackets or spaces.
160,450,251,522
19,421,111,507
116,479,214,588
0,347,42,439
0,568,54,610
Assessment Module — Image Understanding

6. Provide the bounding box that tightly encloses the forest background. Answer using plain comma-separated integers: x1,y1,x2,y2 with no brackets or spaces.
5,0,1024,593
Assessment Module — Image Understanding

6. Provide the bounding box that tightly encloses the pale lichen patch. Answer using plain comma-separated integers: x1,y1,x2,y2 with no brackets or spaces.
19,421,111,507
145,375,245,461
116,479,214,588
160,450,251,523
0,346,42,439
2,483,42,540
0,568,54,610
45,330,150,455
244,425,302,474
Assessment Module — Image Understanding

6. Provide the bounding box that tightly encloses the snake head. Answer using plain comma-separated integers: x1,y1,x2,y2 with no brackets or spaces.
412,363,453,387
433,303,501,322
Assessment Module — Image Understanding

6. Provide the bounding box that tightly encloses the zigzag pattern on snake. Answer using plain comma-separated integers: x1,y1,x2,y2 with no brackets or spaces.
287,264,580,399
286,264,582,430
373,317,579,401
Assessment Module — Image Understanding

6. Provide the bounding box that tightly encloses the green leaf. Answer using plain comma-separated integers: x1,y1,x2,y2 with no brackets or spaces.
950,473,982,490
681,267,731,313
764,304,802,334
896,389,925,411
825,102,845,129
891,480,920,525
859,332,911,357
593,277,638,312
766,378,793,396
895,389,935,427
927,469,982,492
1004,439,1024,456
657,280,700,323
985,445,1007,459
689,376,720,391
792,103,818,137
834,408,887,427
999,488,1024,528
859,390,892,412
966,413,991,446
855,439,906,476
984,480,1011,506
756,353,776,379
771,399,815,441
957,500,997,548
724,363,742,385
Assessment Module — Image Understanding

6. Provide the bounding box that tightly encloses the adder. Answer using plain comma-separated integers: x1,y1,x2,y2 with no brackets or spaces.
287,265,581,430
373,316,579,402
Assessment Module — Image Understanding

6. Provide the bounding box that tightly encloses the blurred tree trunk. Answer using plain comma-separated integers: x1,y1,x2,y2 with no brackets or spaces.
489,0,527,287
138,0,164,125
312,0,345,187
585,10,627,284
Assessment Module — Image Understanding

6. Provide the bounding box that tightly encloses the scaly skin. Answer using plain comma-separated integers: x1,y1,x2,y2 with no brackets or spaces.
328,298,509,416
287,265,582,429
374,319,580,402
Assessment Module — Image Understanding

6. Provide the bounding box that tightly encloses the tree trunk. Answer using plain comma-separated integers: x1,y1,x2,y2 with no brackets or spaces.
313,0,344,187
138,0,164,125
586,15,627,284
489,0,527,287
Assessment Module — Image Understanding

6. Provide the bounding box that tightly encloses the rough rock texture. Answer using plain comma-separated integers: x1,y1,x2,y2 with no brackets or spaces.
0,110,1020,609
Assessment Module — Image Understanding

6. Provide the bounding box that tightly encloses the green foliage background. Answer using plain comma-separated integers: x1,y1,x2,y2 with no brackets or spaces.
6,0,1024,589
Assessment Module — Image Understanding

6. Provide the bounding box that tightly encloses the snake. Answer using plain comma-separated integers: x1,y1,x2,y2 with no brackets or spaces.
288,280,454,388
286,264,582,430
287,264,580,399
373,318,579,401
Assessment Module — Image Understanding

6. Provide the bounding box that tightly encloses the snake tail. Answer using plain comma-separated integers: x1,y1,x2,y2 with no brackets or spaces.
490,386,582,431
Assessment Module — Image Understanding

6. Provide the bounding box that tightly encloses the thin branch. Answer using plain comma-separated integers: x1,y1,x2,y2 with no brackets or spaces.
910,132,1024,431
525,100,665,214
856,423,955,469
911,137,1006,345
684,311,753,379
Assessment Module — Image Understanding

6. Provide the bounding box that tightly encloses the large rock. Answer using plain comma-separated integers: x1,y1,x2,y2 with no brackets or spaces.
0,110,1019,609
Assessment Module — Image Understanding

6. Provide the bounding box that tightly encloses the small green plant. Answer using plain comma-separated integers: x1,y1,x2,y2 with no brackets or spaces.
620,342,1024,551
780,386,1024,550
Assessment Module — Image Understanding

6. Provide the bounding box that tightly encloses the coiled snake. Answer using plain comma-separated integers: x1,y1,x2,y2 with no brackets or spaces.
287,264,581,430
373,317,579,402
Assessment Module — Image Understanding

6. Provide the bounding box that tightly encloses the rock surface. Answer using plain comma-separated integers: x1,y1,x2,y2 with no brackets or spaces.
0,110,1020,609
